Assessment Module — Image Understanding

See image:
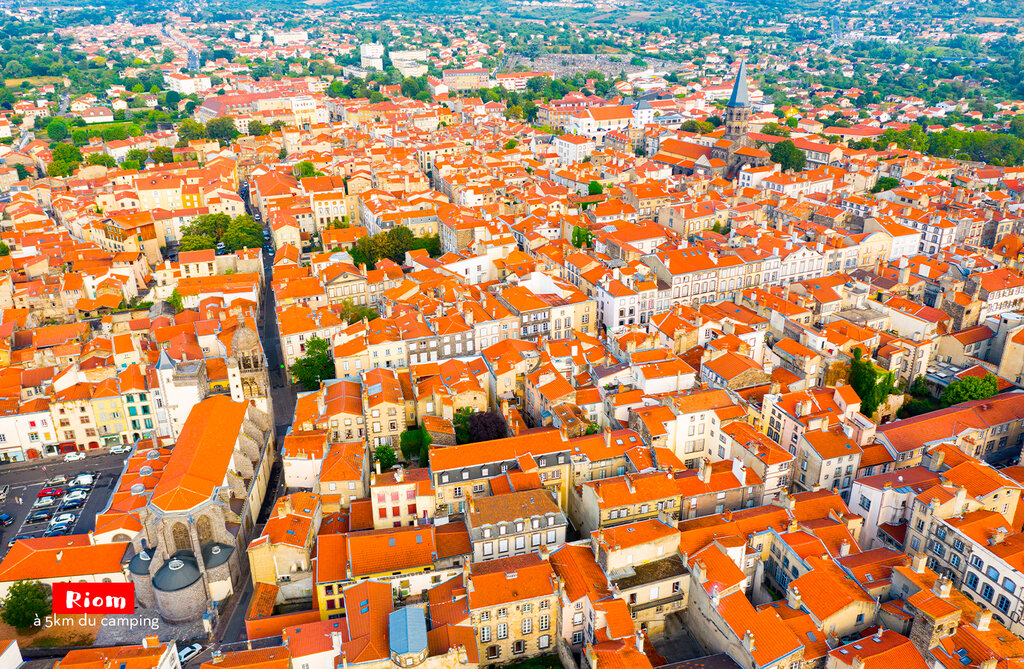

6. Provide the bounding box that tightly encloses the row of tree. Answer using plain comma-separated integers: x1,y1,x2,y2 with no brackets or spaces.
179,213,263,253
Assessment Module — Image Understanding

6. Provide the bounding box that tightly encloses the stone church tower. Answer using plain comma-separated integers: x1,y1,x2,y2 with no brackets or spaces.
227,314,273,419
710,60,770,178
723,60,751,142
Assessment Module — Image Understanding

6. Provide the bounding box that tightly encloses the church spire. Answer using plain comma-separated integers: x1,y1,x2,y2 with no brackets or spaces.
727,60,749,108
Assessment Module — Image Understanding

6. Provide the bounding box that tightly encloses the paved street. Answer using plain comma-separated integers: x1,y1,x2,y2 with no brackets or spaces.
0,450,127,556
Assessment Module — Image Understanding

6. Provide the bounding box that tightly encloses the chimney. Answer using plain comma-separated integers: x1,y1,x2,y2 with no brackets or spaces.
142,635,159,649
698,457,711,484
56,550,63,562
787,585,802,610
953,486,967,511
928,449,945,472
911,552,927,574
603,426,611,447
933,575,953,598
839,539,852,557
991,527,1007,545
211,650,224,665
375,459,382,475
974,610,992,631
979,660,998,669
279,496,293,518
395,467,404,483
742,630,755,652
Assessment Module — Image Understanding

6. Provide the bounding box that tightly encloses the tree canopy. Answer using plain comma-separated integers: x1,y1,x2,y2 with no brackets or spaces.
848,347,895,418
940,373,998,408
0,579,51,630
291,336,335,391
770,140,806,172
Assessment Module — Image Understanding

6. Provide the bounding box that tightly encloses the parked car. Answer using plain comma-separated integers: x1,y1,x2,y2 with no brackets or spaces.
0,484,8,503
27,509,54,523
0,513,13,527
58,499,85,512
46,475,69,486
64,452,85,462
178,643,203,664
72,473,95,486
49,512,77,528
7,535,31,548
110,444,131,455
37,488,64,498
62,490,88,504
65,485,92,496
43,524,73,537
32,496,56,509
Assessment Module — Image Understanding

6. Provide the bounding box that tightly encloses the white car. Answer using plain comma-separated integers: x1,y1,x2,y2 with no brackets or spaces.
63,452,85,462
32,496,56,509
72,475,95,488
178,643,203,664
49,512,77,528
110,444,131,455
62,490,88,503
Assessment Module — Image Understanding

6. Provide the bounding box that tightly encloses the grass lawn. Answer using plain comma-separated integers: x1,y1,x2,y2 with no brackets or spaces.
0,614,99,647
5,76,63,88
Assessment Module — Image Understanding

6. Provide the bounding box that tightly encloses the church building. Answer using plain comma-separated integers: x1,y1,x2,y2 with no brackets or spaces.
710,61,773,178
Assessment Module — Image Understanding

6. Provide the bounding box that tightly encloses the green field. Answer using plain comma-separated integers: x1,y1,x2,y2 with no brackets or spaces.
4,76,63,88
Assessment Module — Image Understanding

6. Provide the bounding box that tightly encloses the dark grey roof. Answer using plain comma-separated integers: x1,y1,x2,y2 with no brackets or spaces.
201,542,235,569
153,552,202,592
727,60,750,108
634,99,654,110
129,547,155,576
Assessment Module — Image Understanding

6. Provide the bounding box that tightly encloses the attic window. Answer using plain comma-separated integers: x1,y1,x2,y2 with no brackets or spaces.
359,599,370,614
415,535,423,544
389,538,396,547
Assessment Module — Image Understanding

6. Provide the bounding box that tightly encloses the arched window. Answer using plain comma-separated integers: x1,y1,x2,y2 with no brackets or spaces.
112,533,130,542
172,522,191,553
196,515,213,545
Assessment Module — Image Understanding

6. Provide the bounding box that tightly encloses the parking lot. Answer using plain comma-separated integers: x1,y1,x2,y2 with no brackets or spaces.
0,450,128,555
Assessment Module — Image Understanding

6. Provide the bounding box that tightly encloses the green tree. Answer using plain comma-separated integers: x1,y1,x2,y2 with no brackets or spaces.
374,444,397,471
587,180,603,196
453,407,473,445
183,213,231,240
400,429,422,461
206,117,238,144
71,129,88,146
848,347,895,417
51,143,82,164
871,177,900,193
293,160,318,179
940,374,998,408
291,336,334,390
504,139,519,150
0,241,9,256
770,140,806,172
571,226,594,248
760,122,792,137
178,119,207,141
248,119,270,136
151,146,173,163
178,234,217,252
85,153,116,168
0,580,51,631
679,119,714,134
167,288,184,313
46,118,68,141
222,215,263,251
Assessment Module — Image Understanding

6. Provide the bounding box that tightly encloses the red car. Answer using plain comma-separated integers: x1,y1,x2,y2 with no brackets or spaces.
37,488,64,498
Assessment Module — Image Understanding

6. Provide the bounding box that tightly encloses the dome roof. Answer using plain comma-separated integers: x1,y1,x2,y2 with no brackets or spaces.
201,542,235,569
129,547,155,576
153,552,202,592
231,323,260,354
